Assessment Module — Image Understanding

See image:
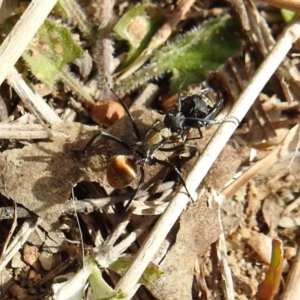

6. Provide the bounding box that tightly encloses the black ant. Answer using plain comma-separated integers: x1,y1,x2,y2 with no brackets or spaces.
82,96,192,213
163,86,224,142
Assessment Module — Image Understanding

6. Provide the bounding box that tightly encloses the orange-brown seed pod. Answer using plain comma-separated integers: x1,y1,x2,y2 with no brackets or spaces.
106,155,137,189
85,100,125,127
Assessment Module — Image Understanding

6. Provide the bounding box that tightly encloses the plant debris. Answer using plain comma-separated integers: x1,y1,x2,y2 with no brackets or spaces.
0,0,300,299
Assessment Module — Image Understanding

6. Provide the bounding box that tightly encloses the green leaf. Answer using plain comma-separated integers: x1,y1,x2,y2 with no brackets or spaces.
256,239,283,300
114,4,163,69
55,0,95,40
23,19,84,88
89,264,126,300
281,9,297,23
116,15,243,93
110,255,163,286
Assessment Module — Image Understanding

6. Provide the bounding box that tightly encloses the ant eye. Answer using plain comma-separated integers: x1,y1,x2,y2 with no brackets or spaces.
106,155,137,189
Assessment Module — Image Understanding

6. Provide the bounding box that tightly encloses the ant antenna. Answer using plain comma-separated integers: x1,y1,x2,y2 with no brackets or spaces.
177,70,187,112
105,78,142,141
71,187,85,272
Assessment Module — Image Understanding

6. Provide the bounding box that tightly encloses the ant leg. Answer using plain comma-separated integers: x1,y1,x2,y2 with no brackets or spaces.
204,98,224,123
122,165,145,214
177,70,187,111
196,124,203,140
183,124,203,142
184,98,224,128
82,131,132,152
152,157,193,200
160,144,185,152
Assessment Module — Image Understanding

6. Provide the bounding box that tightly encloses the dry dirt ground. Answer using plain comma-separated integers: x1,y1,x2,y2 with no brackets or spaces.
0,1,300,299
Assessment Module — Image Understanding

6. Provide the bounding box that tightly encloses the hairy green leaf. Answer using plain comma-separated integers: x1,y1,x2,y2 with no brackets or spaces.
116,15,243,93
23,19,84,88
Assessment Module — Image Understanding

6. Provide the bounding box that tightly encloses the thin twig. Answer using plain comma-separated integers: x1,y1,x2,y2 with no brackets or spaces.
280,245,300,300
0,217,42,272
32,255,77,287
0,206,32,220
0,201,18,264
6,67,61,125
105,212,132,246
0,124,52,139
115,216,158,254
222,124,300,199
62,181,174,214
264,0,300,13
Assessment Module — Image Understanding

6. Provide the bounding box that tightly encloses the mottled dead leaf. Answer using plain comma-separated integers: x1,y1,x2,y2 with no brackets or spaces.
262,195,284,233
0,108,170,226
0,122,96,226
148,192,221,300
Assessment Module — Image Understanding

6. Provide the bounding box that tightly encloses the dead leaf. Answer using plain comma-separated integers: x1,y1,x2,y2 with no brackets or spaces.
23,244,40,270
262,196,284,233
0,108,172,226
148,192,221,300
247,232,273,264
0,122,96,226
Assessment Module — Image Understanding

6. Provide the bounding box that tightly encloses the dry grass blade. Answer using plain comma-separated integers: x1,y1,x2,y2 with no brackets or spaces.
217,206,235,300
6,67,61,125
280,246,300,299
115,19,300,298
223,124,300,199
0,218,42,272
0,201,17,265
0,124,51,139
264,0,300,13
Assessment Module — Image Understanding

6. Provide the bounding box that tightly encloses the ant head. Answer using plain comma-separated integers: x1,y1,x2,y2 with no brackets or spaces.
164,110,185,134
181,94,210,116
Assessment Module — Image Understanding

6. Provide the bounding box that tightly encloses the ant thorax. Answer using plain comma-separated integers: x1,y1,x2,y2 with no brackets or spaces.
181,94,210,118
163,110,185,132
133,120,171,158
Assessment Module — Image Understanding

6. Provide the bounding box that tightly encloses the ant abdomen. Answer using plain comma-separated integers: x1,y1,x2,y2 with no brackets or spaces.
106,155,137,189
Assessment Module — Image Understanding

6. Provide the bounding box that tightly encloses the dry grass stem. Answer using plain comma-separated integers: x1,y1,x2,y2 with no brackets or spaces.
280,246,300,299
0,202,17,264
6,67,61,125
264,0,300,13
222,124,300,199
0,124,51,139
115,216,158,254
63,182,174,214
217,231,235,299
0,218,41,272
131,83,160,110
